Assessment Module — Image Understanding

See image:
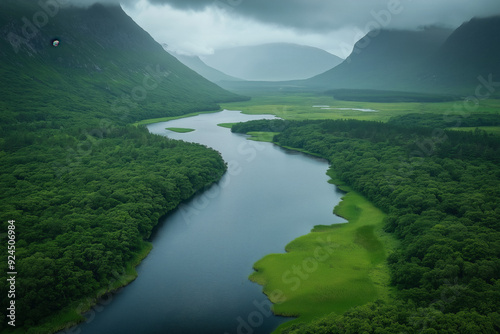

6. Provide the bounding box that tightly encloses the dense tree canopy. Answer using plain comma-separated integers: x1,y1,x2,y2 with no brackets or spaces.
0,125,226,330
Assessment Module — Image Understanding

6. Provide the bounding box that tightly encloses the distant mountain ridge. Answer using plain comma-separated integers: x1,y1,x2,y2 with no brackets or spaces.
304,27,453,92
220,17,500,96
169,51,243,83
420,15,500,93
201,43,343,81
305,16,500,94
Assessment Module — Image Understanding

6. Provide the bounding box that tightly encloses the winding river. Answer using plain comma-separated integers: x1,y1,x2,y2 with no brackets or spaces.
73,110,345,334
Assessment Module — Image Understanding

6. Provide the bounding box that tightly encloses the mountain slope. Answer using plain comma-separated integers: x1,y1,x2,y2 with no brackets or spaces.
170,52,243,83
201,43,343,81
0,0,242,132
304,27,453,92
419,15,500,93
305,17,500,95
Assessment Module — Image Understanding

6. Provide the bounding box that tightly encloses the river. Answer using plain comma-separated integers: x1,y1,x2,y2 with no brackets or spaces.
72,110,345,334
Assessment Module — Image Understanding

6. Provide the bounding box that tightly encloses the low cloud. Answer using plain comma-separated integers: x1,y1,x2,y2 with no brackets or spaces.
70,0,134,6
118,0,500,57
144,0,500,32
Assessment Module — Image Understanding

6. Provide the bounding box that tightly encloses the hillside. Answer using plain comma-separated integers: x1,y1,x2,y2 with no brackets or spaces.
419,15,500,93
304,27,453,92
0,0,242,134
170,51,243,83
305,16,500,95
201,43,343,81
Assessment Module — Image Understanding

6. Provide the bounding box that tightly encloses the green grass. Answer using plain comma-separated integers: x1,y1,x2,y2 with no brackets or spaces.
166,127,195,133
221,93,500,123
132,110,221,127
246,132,279,142
447,126,500,135
249,175,397,333
217,123,238,129
217,123,279,141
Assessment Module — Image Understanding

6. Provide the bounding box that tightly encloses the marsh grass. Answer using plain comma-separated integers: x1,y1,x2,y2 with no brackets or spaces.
133,110,221,127
250,176,397,333
166,127,195,133
246,131,279,142
221,93,500,123
217,123,237,129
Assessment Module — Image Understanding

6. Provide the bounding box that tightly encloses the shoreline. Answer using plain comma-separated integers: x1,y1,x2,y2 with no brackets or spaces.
16,113,228,334
132,109,222,127
18,241,153,334
246,138,397,334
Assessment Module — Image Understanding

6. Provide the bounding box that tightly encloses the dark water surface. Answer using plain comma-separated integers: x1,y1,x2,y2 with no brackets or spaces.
73,110,345,334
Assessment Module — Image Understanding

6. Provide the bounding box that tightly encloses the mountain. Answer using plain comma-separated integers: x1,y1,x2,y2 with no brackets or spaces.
304,27,453,92
305,16,500,95
201,43,343,81
420,16,500,93
0,0,242,132
169,51,243,83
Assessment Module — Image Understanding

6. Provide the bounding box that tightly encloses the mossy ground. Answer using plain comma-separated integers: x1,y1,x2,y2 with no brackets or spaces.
249,171,398,333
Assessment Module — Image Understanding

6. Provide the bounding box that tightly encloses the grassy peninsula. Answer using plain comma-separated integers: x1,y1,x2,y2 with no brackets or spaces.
166,127,196,133
250,177,396,332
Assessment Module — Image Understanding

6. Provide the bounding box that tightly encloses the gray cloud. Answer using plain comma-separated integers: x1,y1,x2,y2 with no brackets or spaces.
69,0,134,6
144,0,500,32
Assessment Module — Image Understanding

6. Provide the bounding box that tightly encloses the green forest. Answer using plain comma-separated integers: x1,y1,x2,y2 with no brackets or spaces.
0,125,227,331
232,118,500,332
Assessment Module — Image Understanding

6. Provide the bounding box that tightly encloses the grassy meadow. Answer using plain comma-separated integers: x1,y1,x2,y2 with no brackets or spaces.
132,110,221,127
249,174,397,333
245,132,279,142
220,93,500,124
217,123,237,129
166,127,196,133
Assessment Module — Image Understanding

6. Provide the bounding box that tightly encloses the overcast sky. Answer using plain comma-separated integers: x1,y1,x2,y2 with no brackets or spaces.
88,0,500,57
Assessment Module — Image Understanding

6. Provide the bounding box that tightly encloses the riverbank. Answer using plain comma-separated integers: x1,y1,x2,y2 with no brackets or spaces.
11,241,153,334
166,127,195,133
133,110,222,127
249,172,396,333
11,119,229,333
243,136,397,333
